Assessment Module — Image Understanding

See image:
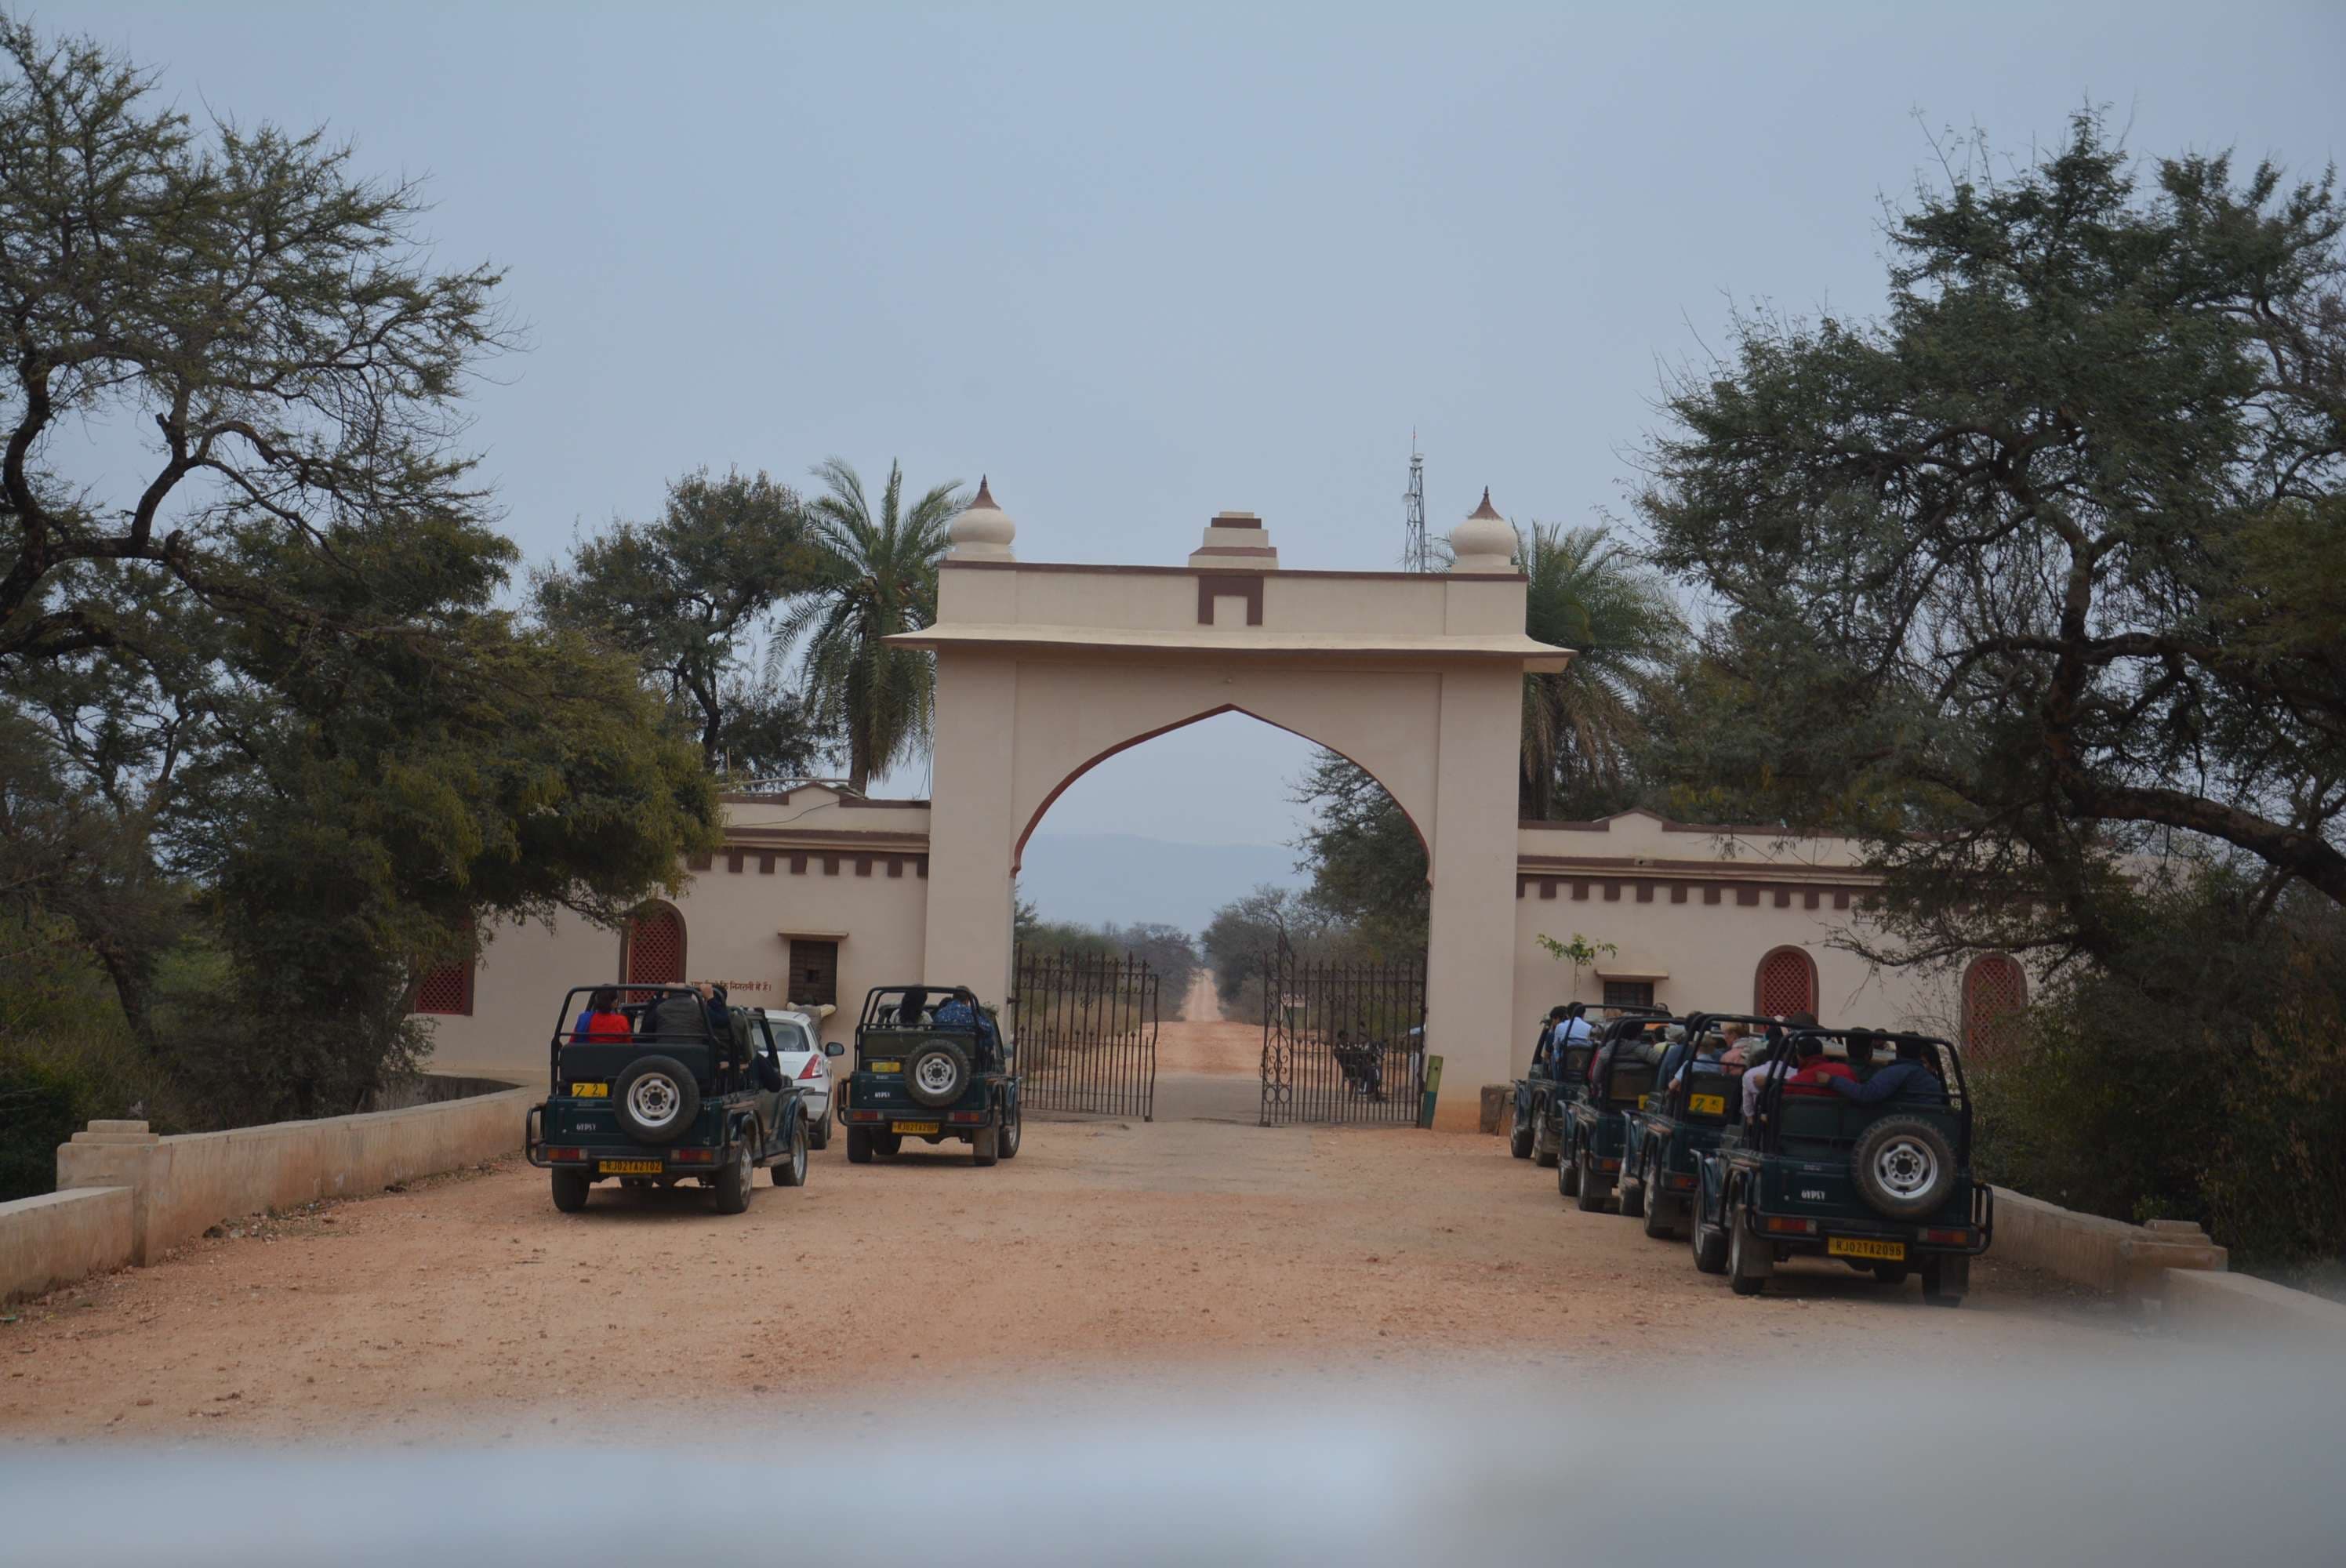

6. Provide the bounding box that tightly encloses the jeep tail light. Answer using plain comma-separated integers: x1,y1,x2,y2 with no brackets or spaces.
1922,1227,1972,1247
946,1110,986,1124
1666,1173,1696,1190
544,1147,584,1162
1763,1217,1819,1235
671,1149,713,1164
1597,1157,1621,1173
848,1110,884,1123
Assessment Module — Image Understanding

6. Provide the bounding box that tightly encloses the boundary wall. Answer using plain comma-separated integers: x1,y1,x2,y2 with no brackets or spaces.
2,1080,530,1302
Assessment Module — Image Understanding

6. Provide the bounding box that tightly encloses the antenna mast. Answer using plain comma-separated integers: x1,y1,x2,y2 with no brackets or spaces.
1401,434,1429,572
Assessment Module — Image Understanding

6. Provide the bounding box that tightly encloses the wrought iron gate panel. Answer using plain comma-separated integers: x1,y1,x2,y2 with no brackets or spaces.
1258,949,1428,1127
1011,949,1158,1120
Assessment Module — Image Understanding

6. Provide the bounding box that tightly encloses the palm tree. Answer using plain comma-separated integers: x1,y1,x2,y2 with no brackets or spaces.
779,459,964,793
1515,521,1687,818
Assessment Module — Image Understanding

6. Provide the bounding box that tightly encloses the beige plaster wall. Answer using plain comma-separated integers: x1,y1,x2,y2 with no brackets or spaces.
423,788,932,1080
1507,811,1961,1071
0,1187,133,1304
55,1092,539,1265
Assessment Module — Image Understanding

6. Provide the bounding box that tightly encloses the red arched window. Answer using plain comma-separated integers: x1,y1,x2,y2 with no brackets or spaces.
1963,953,2027,1058
1753,946,1817,1018
625,903,686,985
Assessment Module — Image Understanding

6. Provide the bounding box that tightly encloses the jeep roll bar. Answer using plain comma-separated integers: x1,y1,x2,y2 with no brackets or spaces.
1745,1028,1971,1159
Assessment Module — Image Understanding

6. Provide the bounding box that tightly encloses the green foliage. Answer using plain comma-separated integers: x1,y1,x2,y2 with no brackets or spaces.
1289,750,1428,957
779,459,964,792
536,469,830,775
1534,931,1618,1001
1972,873,2346,1274
1513,522,1687,819
0,19,722,1127
1639,111,2346,962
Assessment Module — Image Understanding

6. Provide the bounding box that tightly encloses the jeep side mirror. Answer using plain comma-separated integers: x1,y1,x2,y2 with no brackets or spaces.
824,1041,845,1058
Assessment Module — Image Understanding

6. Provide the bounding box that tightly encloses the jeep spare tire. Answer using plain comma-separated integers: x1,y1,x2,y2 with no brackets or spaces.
903,1036,974,1108
614,1055,702,1144
1851,1115,1958,1219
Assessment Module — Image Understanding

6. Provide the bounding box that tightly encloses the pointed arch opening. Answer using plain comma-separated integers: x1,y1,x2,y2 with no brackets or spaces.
1013,702,1429,876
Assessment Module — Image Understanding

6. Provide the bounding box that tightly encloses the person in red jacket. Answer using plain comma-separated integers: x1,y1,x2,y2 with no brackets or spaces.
571,988,632,1043
1782,1033,1858,1097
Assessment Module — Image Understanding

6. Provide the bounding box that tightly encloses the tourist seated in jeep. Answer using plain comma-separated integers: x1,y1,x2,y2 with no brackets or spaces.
1536,1004,1667,1173
1560,1013,1683,1212
525,983,812,1215
1688,1028,1990,1305
1623,1012,1763,1243
839,984,1022,1167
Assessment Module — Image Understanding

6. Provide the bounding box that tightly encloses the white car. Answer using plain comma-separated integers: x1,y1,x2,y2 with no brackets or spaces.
758,1007,844,1149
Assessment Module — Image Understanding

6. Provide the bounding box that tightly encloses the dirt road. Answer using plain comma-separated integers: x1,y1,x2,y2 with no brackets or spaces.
1,1028,2141,1444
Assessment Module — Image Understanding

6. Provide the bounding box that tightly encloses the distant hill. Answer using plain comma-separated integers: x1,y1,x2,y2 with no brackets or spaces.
1019,833,1305,936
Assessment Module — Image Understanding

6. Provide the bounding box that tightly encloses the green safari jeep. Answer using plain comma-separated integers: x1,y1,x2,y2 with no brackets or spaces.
525,983,810,1214
837,985,1022,1167
1691,1029,1992,1305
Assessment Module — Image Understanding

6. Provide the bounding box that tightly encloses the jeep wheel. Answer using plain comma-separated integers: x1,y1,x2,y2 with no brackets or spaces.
1642,1152,1675,1240
1559,1138,1581,1198
1533,1120,1560,1169
1619,1152,1647,1220
772,1111,808,1187
1850,1116,1958,1220
902,1037,975,1109
1920,1254,1968,1308
999,1099,1022,1160
1508,1101,1534,1160
1574,1149,1609,1213
612,1055,702,1145
874,1131,902,1157
846,1126,873,1164
712,1138,753,1214
1728,1194,1772,1296
550,1169,590,1214
971,1119,999,1167
1690,1208,1728,1275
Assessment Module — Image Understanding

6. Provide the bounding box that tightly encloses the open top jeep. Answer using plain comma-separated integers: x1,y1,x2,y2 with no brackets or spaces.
1690,1028,1992,1305
837,985,1022,1167
1513,1003,1667,1170
1559,1012,1685,1213
1620,1012,1777,1243
525,984,814,1214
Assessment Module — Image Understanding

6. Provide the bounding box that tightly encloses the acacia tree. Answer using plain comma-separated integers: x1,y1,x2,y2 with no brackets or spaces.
1640,114,2346,968
536,469,829,775
0,21,720,1113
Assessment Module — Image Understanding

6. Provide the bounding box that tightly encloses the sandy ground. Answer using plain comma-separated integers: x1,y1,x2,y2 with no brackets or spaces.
0,1015,2153,1446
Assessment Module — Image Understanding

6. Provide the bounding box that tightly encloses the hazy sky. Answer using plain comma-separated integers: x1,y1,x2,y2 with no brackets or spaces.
48,2,2346,847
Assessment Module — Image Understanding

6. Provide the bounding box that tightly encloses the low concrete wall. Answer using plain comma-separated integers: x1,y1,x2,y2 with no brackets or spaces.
1989,1188,2227,1301
1,1187,134,1304
2163,1268,2346,1345
54,1084,535,1269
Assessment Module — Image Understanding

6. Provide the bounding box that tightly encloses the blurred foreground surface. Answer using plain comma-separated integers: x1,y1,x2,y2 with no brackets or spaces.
6,1355,2341,1566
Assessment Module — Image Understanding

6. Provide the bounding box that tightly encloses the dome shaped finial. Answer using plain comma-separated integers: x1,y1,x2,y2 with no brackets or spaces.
1448,486,1514,573
950,474,1016,561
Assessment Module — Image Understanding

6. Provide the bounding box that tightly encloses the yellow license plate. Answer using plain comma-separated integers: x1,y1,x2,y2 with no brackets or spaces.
1688,1092,1727,1116
893,1121,939,1135
570,1081,610,1098
870,1062,901,1073
597,1159,662,1174
1827,1236,1906,1261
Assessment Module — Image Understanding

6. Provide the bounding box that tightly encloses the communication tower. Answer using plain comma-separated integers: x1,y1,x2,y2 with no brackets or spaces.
1401,437,1429,572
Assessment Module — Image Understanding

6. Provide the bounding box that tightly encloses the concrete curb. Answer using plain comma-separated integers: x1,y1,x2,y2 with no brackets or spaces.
2,1076,529,1303
2163,1268,2346,1344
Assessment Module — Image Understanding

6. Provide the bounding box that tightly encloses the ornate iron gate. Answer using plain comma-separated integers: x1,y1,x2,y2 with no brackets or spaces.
1258,947,1428,1127
1010,949,1159,1120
